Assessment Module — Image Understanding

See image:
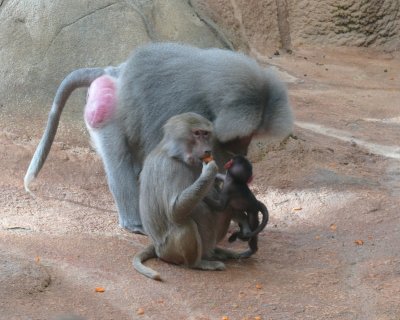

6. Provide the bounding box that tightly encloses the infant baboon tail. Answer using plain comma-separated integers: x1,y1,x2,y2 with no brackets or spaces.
132,244,161,281
247,201,269,238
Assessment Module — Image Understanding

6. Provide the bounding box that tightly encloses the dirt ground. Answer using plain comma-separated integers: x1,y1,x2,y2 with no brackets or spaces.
1,46,399,320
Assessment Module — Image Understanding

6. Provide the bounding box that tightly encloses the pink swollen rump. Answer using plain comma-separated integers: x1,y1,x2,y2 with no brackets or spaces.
84,75,117,128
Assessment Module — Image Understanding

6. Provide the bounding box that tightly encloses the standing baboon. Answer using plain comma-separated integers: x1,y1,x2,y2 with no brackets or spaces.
24,42,293,233
133,113,242,281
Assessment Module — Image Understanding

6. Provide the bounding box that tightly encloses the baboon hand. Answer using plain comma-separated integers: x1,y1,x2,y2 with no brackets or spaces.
202,160,218,177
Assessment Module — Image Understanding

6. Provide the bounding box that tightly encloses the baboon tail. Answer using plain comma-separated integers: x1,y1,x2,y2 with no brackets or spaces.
24,67,107,194
247,201,269,238
132,244,161,281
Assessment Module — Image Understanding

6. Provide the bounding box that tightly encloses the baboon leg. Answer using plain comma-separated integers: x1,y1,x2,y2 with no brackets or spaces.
157,222,202,266
247,235,258,255
211,247,244,260
238,249,253,259
88,123,143,233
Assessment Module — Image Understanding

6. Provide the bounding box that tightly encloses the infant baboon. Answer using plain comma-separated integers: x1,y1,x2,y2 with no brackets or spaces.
133,113,241,281
205,155,269,258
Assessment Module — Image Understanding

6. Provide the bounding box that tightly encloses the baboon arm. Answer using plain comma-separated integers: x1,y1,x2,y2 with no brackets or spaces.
170,164,217,223
203,196,224,211
203,190,230,211
171,179,213,222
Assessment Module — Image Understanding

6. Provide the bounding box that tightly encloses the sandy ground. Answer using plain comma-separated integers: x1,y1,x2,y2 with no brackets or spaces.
0,46,399,320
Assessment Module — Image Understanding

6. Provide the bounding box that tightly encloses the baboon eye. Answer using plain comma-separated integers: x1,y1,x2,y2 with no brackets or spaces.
193,130,210,138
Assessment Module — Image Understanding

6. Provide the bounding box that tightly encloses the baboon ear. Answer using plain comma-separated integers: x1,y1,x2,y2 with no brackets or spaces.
224,159,233,169
214,105,263,142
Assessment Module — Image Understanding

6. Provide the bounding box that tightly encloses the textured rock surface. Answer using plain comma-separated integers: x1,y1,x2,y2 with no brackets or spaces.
0,0,227,136
2,0,398,125
290,0,400,49
0,1,145,112
195,0,400,54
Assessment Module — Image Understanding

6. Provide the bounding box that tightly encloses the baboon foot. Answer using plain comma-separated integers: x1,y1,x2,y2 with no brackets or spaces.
195,260,226,271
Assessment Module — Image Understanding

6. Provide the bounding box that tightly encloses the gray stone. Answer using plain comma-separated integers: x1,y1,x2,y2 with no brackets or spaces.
0,0,228,136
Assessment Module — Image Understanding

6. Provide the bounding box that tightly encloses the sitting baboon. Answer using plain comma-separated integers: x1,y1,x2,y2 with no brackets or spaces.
133,113,243,281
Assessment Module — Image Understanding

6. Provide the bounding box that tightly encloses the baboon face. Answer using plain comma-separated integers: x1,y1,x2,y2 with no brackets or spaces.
224,155,253,184
188,128,212,166
163,112,214,167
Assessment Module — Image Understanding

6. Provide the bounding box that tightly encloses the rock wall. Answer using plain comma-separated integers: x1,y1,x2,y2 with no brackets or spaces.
194,0,400,55
0,0,227,122
1,0,399,129
291,0,400,49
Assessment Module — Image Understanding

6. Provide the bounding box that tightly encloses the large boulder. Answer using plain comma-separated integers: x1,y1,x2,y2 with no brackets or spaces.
0,0,229,138
2,0,398,138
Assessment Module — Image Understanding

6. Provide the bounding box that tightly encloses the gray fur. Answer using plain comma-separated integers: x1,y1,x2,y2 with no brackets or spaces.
134,113,233,280
24,42,293,233
119,43,293,152
24,67,105,194
24,65,123,193
132,244,160,281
